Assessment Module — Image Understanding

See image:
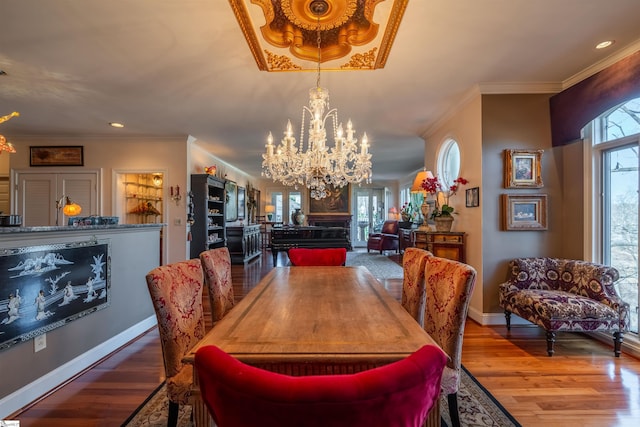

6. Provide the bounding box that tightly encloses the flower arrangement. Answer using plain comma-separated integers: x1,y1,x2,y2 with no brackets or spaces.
421,176,469,219
400,202,415,222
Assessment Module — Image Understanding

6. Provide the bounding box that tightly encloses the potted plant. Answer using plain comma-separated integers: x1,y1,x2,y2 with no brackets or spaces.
421,176,469,231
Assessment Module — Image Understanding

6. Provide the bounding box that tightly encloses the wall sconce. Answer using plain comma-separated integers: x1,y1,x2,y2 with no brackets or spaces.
265,204,275,221
55,196,82,226
170,185,181,205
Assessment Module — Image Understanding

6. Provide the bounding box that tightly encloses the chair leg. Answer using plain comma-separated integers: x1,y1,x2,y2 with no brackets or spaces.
168,400,179,427
613,331,623,357
447,392,461,427
504,310,511,331
546,331,556,356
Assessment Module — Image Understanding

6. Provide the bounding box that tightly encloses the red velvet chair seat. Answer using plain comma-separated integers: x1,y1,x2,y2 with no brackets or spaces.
287,247,347,266
195,344,447,427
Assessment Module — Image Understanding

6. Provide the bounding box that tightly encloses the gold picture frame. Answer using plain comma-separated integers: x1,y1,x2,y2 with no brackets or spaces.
30,146,84,166
503,149,543,188
308,184,350,215
501,194,548,231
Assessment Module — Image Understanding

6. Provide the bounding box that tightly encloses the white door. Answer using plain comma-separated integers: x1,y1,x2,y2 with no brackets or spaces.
15,171,99,226
352,188,385,247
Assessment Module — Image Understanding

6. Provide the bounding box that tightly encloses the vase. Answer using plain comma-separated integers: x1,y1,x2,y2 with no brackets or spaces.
291,208,305,226
434,216,454,232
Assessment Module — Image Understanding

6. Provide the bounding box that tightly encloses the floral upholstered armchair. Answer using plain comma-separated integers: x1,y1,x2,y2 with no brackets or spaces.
499,257,630,357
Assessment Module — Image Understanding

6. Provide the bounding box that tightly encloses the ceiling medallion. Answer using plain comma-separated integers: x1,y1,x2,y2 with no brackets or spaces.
229,0,409,71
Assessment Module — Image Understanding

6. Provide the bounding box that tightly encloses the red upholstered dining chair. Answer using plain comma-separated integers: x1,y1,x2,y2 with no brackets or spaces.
145,259,205,427
199,247,235,324
422,256,477,427
366,220,399,254
194,344,447,427
401,247,431,327
287,247,347,266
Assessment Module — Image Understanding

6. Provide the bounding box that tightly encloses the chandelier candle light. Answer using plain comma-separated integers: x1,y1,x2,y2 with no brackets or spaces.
261,0,372,200
0,111,19,154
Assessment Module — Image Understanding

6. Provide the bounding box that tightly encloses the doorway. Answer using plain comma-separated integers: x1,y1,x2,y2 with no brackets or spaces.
352,188,385,247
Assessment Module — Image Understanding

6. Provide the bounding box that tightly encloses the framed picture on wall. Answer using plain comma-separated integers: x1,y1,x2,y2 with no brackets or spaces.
501,194,548,230
308,184,350,214
225,180,238,222
465,187,480,207
30,146,84,166
237,187,246,220
503,149,544,188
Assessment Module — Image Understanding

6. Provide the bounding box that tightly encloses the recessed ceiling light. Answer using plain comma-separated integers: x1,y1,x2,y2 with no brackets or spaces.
0,70,7,76
596,40,614,49
109,122,125,128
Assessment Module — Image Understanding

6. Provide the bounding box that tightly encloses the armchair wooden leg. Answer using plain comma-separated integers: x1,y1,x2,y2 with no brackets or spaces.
546,331,556,356
613,331,623,357
447,392,461,427
168,400,179,427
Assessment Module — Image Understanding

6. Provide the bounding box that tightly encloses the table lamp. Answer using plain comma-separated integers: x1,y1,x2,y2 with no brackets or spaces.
56,196,82,226
265,204,275,221
411,169,434,231
388,206,400,221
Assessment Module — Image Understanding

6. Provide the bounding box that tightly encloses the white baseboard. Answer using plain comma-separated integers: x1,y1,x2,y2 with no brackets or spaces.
0,316,157,419
467,306,532,326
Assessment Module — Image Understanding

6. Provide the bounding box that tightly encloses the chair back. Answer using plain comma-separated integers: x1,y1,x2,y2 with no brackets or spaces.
401,248,431,327
288,247,347,266
423,256,476,394
145,259,205,379
199,247,235,323
381,220,399,235
195,344,447,427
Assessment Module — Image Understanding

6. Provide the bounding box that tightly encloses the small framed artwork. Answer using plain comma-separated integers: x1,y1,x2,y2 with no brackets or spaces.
237,186,246,220
503,149,543,188
502,194,548,231
30,146,84,166
466,187,480,207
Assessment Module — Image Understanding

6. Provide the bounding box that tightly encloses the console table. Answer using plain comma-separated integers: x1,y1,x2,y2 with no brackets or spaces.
270,226,351,264
409,230,466,263
226,225,262,264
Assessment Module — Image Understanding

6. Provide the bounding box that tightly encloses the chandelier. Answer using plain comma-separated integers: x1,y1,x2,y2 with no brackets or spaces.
0,111,19,154
261,0,372,200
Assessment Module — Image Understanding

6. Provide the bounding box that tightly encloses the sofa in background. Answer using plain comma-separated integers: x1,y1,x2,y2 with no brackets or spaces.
499,257,630,357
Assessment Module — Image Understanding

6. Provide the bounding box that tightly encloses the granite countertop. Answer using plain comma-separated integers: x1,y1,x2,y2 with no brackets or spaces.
0,223,165,234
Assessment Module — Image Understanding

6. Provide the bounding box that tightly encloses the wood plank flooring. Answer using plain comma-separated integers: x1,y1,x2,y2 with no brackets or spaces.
9,250,640,426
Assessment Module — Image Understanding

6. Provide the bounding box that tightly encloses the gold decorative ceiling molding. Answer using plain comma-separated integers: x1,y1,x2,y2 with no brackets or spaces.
228,0,409,71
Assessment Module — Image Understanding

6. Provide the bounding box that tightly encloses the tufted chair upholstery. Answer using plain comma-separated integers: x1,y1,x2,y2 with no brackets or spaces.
401,248,431,327
366,220,399,254
199,247,235,325
145,259,205,427
423,256,477,427
499,257,630,357
288,247,347,266
195,344,447,427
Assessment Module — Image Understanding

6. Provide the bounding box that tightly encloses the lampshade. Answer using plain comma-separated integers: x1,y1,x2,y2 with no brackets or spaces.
62,197,82,217
411,169,434,193
265,205,275,214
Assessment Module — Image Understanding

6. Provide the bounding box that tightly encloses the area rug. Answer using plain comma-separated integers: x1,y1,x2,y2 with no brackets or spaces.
121,365,521,427
345,251,404,280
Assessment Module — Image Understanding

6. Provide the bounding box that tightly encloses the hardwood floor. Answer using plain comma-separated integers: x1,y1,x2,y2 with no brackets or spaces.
9,250,640,426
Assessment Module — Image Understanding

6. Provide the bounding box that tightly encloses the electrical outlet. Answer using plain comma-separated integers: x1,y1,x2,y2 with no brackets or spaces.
34,334,46,352
174,218,182,226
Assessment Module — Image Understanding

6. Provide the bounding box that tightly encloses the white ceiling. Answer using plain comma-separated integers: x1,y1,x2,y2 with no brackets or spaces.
2,0,640,180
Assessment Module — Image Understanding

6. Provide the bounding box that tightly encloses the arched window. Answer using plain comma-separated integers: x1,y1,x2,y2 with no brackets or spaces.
437,138,460,186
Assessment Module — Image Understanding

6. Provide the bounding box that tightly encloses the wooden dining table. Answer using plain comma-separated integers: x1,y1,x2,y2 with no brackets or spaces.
184,266,444,427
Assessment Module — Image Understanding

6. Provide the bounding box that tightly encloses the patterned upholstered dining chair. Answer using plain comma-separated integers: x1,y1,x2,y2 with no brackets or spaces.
199,247,235,325
194,344,447,427
145,259,205,427
423,256,477,427
400,247,431,327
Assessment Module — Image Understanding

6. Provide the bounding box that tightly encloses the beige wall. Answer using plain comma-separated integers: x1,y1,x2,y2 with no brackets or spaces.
8,135,191,264
422,94,484,321
481,94,575,316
